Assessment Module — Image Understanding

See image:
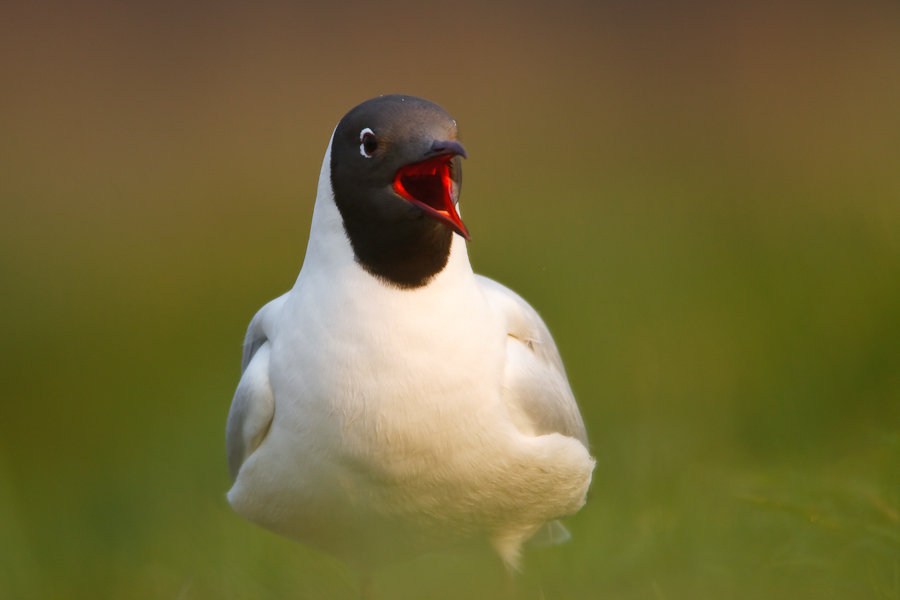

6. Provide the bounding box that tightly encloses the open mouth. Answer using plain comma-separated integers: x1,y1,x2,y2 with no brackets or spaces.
393,156,470,240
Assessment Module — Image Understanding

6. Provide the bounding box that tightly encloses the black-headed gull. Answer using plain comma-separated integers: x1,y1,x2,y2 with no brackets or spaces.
226,95,594,595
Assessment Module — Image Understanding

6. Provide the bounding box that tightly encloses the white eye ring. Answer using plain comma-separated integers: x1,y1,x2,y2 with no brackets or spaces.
359,128,376,158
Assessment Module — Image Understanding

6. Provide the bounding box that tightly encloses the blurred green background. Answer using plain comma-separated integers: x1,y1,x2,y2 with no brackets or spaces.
2,0,899,598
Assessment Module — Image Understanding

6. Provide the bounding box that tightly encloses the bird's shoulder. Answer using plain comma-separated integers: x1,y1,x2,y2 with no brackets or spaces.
475,275,589,448
241,293,289,373
475,275,564,369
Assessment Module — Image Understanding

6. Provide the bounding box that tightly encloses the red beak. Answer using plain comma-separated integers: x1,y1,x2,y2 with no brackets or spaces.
392,147,469,240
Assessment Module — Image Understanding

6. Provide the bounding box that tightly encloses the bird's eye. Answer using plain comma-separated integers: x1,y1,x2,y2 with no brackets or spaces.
359,128,378,158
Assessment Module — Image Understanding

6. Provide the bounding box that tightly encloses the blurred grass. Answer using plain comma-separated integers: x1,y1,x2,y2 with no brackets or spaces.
2,0,900,598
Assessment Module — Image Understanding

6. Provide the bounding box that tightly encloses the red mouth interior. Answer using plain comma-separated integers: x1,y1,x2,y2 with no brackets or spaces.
393,156,469,239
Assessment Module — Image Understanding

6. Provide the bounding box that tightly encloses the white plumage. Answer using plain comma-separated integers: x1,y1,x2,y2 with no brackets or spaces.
226,127,594,575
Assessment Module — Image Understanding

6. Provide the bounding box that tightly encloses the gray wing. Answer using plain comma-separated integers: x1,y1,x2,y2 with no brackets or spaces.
226,295,287,482
240,294,286,373
476,275,589,448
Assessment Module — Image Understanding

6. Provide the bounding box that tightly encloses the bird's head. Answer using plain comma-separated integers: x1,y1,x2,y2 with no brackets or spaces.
330,95,469,288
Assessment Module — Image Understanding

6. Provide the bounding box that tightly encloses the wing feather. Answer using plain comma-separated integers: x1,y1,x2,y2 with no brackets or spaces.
477,275,589,448
227,295,287,481
241,294,288,373
226,343,275,481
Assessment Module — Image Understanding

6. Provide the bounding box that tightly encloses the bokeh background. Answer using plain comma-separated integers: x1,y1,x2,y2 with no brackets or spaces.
2,0,899,598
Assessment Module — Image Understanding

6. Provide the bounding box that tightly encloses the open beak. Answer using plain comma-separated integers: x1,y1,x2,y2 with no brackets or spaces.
392,140,470,240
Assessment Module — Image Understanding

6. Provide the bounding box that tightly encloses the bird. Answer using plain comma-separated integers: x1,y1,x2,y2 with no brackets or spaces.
225,95,595,597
